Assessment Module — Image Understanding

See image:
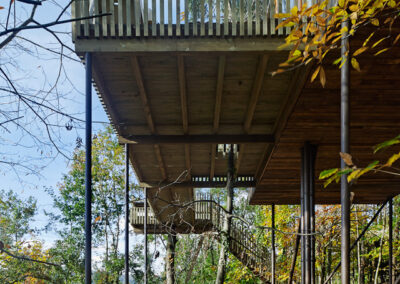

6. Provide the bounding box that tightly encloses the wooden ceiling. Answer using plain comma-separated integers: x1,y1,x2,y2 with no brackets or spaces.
91,51,301,186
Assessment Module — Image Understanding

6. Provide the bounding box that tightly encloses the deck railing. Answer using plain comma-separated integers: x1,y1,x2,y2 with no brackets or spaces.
130,205,159,225
72,0,303,39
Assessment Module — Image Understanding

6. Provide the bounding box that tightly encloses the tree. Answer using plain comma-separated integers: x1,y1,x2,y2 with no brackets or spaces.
46,126,143,283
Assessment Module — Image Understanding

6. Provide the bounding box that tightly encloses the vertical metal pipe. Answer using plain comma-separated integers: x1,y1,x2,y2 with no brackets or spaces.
389,198,393,284
304,143,311,284
271,204,276,284
310,145,316,284
289,219,302,284
84,52,92,284
125,144,130,284
300,147,305,284
340,17,351,284
144,187,148,284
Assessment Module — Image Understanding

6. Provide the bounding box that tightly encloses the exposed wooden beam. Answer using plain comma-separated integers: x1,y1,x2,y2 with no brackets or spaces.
177,55,191,179
255,64,313,182
120,134,275,144
131,55,167,181
140,180,256,188
210,56,226,179
237,55,269,172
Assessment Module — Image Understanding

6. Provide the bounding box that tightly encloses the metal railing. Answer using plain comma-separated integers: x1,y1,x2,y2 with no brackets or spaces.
72,0,303,39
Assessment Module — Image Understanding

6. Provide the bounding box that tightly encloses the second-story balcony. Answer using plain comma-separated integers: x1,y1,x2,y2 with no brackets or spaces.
72,0,297,52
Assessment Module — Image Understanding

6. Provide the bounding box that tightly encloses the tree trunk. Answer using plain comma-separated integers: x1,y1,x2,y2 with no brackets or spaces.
166,234,177,284
374,210,387,284
215,149,234,284
185,235,204,283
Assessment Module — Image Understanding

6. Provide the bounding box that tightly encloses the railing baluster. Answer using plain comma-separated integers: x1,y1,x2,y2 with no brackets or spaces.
278,0,283,35
216,0,220,35
269,0,275,35
118,0,123,36
232,0,237,36
176,0,181,36
83,0,89,36
152,0,157,36
240,0,244,35
135,0,140,36
168,0,172,36
201,0,205,36
72,0,78,39
160,0,165,36
184,0,189,35
247,0,252,35
223,0,228,35
94,0,100,37
256,0,260,35
127,0,132,36
286,0,291,34
208,0,213,36
144,0,149,36
193,0,198,35
109,0,116,36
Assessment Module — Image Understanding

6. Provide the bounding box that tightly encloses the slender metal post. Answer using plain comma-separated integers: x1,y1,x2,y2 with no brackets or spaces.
309,145,316,284
300,148,305,284
125,144,130,284
84,52,92,284
389,198,393,284
340,16,351,284
271,204,275,284
289,219,302,284
144,187,148,284
303,143,311,284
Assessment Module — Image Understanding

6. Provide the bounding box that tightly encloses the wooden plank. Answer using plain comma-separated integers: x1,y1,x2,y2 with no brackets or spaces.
94,0,100,37
110,0,116,36
240,0,244,35
176,0,181,36
232,0,237,36
121,134,275,144
256,0,260,35
168,0,172,36
135,0,141,36
184,0,189,35
144,0,149,36
154,144,167,180
213,56,226,132
152,0,157,36
201,0,205,36
127,0,132,36
208,0,213,36
243,55,269,132
216,0,220,36
161,0,165,36
84,0,89,36
247,0,252,35
118,0,123,36
224,0,228,35
178,56,188,133
141,179,256,188
185,144,191,179
210,145,216,179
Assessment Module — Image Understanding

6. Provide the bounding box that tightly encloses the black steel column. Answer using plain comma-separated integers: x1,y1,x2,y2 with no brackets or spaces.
389,198,393,284
340,17,351,284
84,52,92,284
125,144,130,284
271,204,275,284
144,188,148,284
309,144,316,284
300,147,305,284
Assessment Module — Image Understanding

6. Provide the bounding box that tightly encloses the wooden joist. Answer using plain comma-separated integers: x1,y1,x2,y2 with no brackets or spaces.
120,134,275,144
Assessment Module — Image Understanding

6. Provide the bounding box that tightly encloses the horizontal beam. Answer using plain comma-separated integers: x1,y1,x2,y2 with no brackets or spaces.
120,134,274,144
140,180,256,188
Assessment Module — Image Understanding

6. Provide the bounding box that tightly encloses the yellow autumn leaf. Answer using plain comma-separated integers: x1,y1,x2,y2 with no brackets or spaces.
311,65,321,83
385,152,400,167
374,48,389,56
320,66,326,87
371,18,379,26
353,46,368,56
363,32,375,47
94,216,101,223
291,6,298,16
372,37,386,48
347,169,361,183
393,33,400,45
351,57,361,72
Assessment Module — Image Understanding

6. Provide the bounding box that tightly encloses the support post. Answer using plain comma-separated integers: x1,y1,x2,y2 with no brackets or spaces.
166,234,177,284
389,198,393,284
124,144,130,284
310,145,316,284
144,187,148,284
215,145,235,284
84,52,92,284
289,219,302,284
340,16,351,284
300,147,305,284
271,204,275,284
